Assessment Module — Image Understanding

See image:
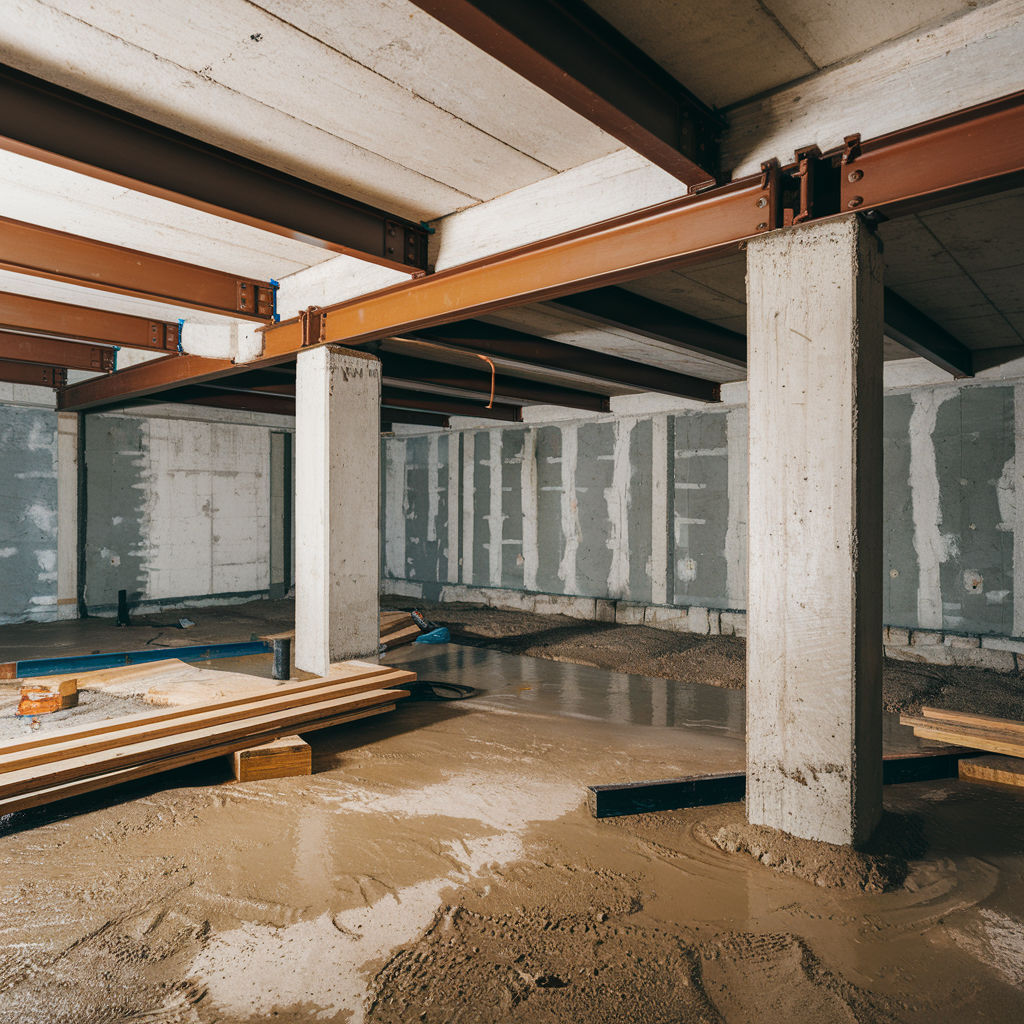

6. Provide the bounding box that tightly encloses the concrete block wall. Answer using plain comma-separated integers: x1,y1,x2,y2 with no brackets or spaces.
82,409,295,616
0,404,59,625
381,379,1023,643
0,399,296,624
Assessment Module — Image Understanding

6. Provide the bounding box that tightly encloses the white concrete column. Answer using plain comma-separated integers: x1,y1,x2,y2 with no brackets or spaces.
295,347,381,674
746,215,884,847
56,411,80,621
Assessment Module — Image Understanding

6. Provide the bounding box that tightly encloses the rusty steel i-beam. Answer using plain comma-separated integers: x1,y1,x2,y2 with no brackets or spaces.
0,218,276,320
0,292,178,351
57,89,1024,413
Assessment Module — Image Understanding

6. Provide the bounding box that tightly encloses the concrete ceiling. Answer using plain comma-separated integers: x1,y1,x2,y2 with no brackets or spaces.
0,0,1020,404
587,0,983,108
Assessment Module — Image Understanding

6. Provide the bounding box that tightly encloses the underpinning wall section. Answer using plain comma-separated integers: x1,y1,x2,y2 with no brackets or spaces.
0,404,58,624
382,378,1020,641
83,410,292,616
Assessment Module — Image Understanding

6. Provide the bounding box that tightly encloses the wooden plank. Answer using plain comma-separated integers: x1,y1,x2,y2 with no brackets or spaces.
0,664,405,756
0,671,414,773
0,704,396,818
261,629,296,641
901,715,1024,759
959,754,1024,789
921,706,1024,738
232,735,311,782
0,688,408,801
380,624,422,648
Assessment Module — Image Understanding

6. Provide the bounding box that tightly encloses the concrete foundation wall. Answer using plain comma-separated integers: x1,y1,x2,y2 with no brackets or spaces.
0,405,58,625
82,410,294,615
382,380,1022,639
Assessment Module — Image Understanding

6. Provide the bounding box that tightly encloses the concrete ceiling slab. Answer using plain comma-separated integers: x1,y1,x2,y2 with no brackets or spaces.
769,0,975,69
585,0,815,107
0,150,336,282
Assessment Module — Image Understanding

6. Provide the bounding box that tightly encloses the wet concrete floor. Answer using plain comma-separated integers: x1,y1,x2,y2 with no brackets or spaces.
1,636,1022,1021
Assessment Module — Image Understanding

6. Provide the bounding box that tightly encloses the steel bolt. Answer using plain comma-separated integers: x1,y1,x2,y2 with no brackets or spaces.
847,196,864,208
756,197,767,208
757,222,768,230
387,246,395,254
847,169,863,182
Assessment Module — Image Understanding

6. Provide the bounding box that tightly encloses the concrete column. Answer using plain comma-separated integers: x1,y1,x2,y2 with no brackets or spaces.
56,411,80,620
294,347,381,675
746,215,884,847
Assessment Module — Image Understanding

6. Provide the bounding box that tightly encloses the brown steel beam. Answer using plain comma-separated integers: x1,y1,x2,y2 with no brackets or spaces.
382,386,522,422
380,354,610,411
411,321,727,399
1,293,178,351
547,285,746,365
0,357,66,388
409,0,722,187
884,288,973,379
0,63,428,273
135,385,296,417
382,409,451,429
58,89,1024,411
0,217,275,320
840,90,1024,219
0,330,114,372
258,175,774,384
58,353,240,411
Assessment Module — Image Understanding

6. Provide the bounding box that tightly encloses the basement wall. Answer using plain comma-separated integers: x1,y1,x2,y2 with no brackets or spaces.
0,403,58,625
0,398,296,624
381,379,1022,640
82,408,295,616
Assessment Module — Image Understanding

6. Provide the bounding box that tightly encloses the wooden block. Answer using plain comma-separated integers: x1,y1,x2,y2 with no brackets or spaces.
261,629,296,641
380,623,422,648
959,754,1024,789
922,706,1024,737
17,677,78,715
233,734,311,782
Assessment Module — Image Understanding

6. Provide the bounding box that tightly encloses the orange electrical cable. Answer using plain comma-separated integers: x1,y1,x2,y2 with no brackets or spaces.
476,354,496,408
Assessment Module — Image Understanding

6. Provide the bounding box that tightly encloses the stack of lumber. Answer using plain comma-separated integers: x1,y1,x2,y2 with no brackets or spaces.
0,662,413,816
380,610,424,649
900,706,1024,788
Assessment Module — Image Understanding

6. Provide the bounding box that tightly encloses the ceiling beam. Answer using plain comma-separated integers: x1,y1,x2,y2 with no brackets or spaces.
382,409,451,429
61,90,1024,410
884,288,974,378
546,285,746,365
0,331,114,373
142,385,296,417
409,0,722,187
0,217,276,321
58,353,240,411
1,292,178,351
0,357,66,388
380,354,610,411
0,62,428,274
382,386,521,422
410,321,727,399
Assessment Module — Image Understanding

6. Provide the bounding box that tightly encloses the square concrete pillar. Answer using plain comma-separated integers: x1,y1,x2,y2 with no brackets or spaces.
294,346,381,675
745,215,884,847
56,411,80,620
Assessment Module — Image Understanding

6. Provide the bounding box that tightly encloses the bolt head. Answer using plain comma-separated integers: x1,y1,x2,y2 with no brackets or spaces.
757,222,768,230
847,169,863,182
847,196,863,208
756,197,767,208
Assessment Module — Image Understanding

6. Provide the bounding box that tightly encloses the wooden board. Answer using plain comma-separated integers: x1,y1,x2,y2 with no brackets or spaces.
0,687,409,801
380,623,422,648
959,754,1024,789
0,704,396,817
0,664,409,758
233,735,311,782
0,672,413,776
901,714,1024,759
921,706,1024,738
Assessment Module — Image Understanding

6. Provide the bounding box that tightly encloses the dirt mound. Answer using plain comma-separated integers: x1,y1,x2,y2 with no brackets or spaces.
693,804,927,892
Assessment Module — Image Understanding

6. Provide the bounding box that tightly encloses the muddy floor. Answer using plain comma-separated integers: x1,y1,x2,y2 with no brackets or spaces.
396,600,1024,720
1,693,1023,1023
